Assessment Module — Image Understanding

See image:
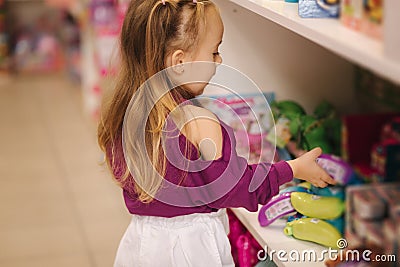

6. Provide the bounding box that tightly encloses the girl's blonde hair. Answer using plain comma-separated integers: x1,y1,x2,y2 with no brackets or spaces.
98,0,217,203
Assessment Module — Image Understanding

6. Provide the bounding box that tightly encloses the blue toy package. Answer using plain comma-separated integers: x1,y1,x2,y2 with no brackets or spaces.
298,0,339,18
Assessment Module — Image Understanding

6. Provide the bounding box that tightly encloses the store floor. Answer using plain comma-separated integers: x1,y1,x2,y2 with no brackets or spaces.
0,73,130,267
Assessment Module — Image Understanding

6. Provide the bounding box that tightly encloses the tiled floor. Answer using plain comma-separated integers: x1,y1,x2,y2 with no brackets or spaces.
0,73,130,267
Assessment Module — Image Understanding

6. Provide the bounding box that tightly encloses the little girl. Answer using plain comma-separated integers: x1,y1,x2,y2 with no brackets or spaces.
98,0,336,266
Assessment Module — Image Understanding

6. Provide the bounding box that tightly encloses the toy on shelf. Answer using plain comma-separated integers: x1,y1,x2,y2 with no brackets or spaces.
258,152,353,248
310,184,345,200
259,153,350,228
298,0,340,18
268,100,342,156
370,117,400,181
284,218,342,248
258,188,345,227
341,0,383,40
290,192,344,220
316,154,354,185
258,193,294,227
286,201,345,234
345,183,400,257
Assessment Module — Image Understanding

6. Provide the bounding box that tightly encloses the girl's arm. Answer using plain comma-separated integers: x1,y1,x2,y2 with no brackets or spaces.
188,107,335,187
183,106,335,211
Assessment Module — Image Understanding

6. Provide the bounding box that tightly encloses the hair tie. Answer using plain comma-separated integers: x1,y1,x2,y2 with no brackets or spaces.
162,0,166,5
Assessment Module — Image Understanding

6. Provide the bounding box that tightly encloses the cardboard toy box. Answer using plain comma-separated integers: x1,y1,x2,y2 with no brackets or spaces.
341,0,383,40
345,183,400,250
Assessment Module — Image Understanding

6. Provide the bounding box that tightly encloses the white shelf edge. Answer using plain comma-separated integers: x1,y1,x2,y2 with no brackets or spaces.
228,0,400,85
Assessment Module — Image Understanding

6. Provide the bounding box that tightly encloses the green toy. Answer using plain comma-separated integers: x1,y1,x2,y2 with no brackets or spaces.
290,192,344,220
284,218,342,248
268,100,341,155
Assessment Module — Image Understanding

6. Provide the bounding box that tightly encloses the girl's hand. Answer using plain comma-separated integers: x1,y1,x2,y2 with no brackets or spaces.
287,147,336,188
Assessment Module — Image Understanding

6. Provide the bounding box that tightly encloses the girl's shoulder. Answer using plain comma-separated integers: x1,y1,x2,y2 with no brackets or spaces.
178,104,223,161
180,104,217,121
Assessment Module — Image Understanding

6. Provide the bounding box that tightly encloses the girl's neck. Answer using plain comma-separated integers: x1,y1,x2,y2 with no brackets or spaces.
173,87,195,103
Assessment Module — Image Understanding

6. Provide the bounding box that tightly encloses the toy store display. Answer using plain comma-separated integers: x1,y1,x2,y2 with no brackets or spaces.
341,0,383,40
345,182,400,258
298,0,340,18
294,0,385,41
12,13,64,73
258,187,346,248
257,152,355,248
6,0,87,76
268,100,342,156
293,0,386,43
90,0,120,76
83,0,127,120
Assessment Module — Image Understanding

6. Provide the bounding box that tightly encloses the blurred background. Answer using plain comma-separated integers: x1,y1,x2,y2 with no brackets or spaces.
0,0,399,266
0,0,130,266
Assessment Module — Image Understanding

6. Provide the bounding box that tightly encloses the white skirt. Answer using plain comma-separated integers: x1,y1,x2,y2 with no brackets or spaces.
114,208,235,267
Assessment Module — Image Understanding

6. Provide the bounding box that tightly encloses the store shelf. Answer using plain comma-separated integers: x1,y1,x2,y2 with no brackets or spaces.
231,207,327,267
228,0,400,85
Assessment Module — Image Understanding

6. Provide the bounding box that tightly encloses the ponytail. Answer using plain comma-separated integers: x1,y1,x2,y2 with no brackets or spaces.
98,0,218,203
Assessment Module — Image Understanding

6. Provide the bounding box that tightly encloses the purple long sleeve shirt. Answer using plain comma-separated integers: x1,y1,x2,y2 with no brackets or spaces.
109,116,293,218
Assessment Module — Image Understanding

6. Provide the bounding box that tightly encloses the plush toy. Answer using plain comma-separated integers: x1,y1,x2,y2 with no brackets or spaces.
268,100,342,156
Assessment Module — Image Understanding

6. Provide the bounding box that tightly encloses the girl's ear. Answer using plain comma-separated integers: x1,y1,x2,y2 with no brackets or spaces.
169,49,185,74
171,49,185,65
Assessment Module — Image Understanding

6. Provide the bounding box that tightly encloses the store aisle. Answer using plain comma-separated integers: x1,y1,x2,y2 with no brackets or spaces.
0,74,130,267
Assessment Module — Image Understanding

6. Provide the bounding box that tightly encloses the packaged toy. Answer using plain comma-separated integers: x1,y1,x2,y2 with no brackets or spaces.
284,218,342,248
258,193,295,227
341,0,383,39
299,0,340,18
316,154,353,185
290,192,344,220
